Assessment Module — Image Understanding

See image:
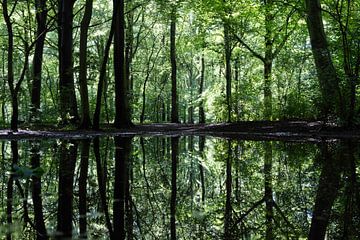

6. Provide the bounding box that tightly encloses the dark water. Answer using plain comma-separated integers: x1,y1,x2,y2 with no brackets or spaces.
0,136,359,239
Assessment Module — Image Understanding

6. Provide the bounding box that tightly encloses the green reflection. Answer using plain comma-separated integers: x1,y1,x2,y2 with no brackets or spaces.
0,137,359,239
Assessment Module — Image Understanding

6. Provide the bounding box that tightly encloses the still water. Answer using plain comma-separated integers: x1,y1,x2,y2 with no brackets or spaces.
0,136,359,239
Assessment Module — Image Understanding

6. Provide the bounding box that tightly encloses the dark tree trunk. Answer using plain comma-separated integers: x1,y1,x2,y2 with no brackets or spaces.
224,21,232,123
113,137,132,239
78,0,93,129
264,142,273,240
2,0,16,131
170,7,179,123
114,0,132,128
58,0,79,125
30,0,48,122
198,136,206,202
79,140,90,238
93,21,115,130
170,137,179,240
93,137,114,238
308,143,342,239
56,141,78,239
224,140,233,239
30,142,48,240
199,54,205,123
305,0,344,119
264,1,273,120
6,141,18,240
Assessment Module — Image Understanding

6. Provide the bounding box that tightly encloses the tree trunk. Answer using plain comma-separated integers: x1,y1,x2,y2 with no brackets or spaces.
30,0,47,122
224,21,232,123
199,54,205,123
170,7,179,123
93,21,115,130
58,0,79,124
93,137,114,238
6,141,18,240
224,141,233,239
79,140,90,238
78,0,93,129
264,1,273,120
56,141,77,239
305,0,344,119
113,137,132,239
114,0,132,128
170,137,179,240
308,143,342,239
264,142,274,240
30,142,48,240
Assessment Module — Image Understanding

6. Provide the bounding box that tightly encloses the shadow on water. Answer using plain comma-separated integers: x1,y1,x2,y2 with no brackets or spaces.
0,136,359,239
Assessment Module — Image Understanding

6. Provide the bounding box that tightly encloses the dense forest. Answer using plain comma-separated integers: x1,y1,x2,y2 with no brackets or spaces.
0,0,359,131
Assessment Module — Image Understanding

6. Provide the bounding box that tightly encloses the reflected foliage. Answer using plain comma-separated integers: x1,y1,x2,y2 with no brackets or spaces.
0,137,359,239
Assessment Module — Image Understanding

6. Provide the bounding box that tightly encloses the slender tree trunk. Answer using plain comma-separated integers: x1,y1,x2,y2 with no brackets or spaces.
79,140,90,238
113,137,132,239
224,21,232,123
93,21,115,130
305,0,344,119
78,0,93,129
170,137,179,240
308,143,342,239
30,142,48,240
30,0,47,122
6,141,18,240
264,1,273,120
56,141,78,239
264,142,273,240
199,54,205,123
114,0,132,128
170,7,179,123
198,136,206,203
224,141,232,239
58,0,79,124
93,137,114,238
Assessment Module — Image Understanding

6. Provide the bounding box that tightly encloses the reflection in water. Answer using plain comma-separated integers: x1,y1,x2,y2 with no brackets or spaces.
0,137,359,239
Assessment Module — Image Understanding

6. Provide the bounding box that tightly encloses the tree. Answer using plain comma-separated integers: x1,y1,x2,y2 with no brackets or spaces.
78,0,93,129
58,0,79,124
304,0,344,120
114,0,133,128
30,0,48,122
170,5,179,123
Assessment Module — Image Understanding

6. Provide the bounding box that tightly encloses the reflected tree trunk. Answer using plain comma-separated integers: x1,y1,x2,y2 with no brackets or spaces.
224,140,233,239
6,141,18,240
79,140,90,238
264,142,273,240
56,141,78,239
93,137,113,238
170,137,179,240
113,137,132,239
308,143,342,240
30,142,47,240
198,136,206,203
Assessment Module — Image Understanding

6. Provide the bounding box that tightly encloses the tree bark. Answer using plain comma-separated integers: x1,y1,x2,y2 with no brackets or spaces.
170,137,179,240
199,54,205,123
56,141,77,239
58,0,79,124
30,0,48,122
79,140,90,238
93,21,115,130
30,142,48,240
170,7,179,123
114,0,132,128
224,21,232,123
305,0,344,119
78,0,93,129
113,137,132,239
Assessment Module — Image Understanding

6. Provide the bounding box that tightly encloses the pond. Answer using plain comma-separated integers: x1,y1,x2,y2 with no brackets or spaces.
0,136,359,239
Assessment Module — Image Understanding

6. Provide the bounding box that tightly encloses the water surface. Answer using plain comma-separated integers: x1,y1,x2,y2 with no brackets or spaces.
0,136,359,239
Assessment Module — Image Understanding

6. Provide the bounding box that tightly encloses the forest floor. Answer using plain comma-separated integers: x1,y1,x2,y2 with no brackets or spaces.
0,120,360,141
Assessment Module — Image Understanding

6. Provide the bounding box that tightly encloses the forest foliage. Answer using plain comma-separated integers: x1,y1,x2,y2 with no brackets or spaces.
0,0,359,130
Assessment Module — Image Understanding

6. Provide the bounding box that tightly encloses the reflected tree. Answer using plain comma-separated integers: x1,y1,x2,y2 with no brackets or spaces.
56,141,78,239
